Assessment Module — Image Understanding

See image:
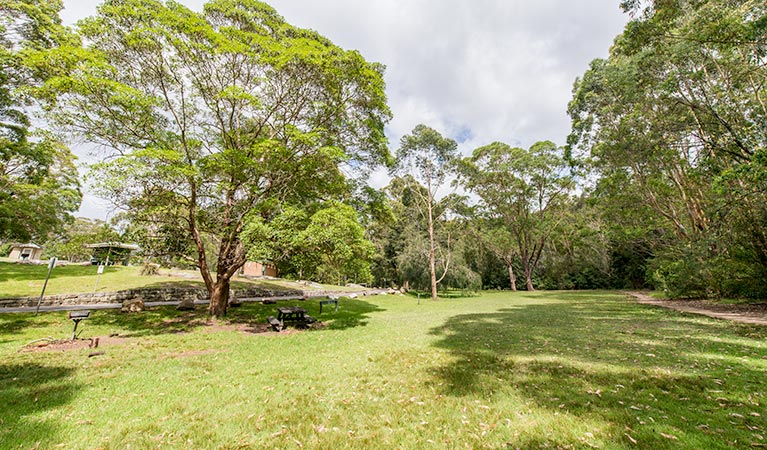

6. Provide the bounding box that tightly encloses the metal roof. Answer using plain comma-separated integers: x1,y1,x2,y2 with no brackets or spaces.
84,242,140,250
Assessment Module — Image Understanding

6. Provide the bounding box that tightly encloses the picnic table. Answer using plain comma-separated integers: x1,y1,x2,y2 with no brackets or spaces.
268,306,316,332
277,306,308,322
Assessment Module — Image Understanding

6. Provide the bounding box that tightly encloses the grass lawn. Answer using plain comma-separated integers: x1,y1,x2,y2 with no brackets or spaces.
1,291,766,449
0,261,349,298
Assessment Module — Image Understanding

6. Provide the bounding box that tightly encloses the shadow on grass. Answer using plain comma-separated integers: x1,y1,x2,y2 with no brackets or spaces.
84,296,385,337
0,313,64,342
428,291,767,448
0,363,79,448
405,290,480,300
226,297,385,331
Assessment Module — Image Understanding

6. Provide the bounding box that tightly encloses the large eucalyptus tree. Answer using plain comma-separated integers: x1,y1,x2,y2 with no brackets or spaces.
569,0,767,297
457,141,573,291
391,125,458,300
42,0,390,315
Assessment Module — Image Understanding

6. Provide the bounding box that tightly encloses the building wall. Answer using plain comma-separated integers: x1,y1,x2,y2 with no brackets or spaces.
9,246,43,260
241,261,278,277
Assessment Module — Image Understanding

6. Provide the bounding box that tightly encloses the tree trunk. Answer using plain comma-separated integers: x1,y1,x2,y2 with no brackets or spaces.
525,275,535,291
428,218,438,300
507,264,517,291
208,278,231,317
522,260,535,291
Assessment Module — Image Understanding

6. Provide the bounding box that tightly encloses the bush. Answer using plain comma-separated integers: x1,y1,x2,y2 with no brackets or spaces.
140,262,161,276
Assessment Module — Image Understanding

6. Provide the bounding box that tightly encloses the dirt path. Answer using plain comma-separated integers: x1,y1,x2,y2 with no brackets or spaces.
627,291,767,326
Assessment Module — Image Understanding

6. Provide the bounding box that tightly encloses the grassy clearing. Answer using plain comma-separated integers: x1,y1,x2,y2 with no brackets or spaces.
1,291,766,449
0,261,341,298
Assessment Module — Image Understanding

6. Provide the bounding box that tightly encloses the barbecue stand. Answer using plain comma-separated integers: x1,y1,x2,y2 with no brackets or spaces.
67,310,91,340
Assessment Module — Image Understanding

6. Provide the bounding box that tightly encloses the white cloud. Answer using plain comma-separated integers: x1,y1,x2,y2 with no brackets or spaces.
60,0,628,218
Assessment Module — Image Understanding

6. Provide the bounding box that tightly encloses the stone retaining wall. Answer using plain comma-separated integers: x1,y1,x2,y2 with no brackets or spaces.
0,286,303,308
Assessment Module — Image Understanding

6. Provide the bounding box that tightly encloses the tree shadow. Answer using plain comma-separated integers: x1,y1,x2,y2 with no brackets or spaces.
428,293,767,448
0,363,79,448
0,313,63,341
225,297,386,331
82,296,385,337
405,290,481,300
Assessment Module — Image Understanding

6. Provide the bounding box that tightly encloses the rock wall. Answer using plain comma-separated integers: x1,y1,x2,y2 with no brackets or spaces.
0,286,304,308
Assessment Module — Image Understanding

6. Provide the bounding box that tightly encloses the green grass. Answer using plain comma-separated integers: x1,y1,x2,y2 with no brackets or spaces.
1,291,766,449
0,261,338,298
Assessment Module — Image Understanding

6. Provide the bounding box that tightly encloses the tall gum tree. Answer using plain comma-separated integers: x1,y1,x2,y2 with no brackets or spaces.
457,141,573,291
391,125,458,300
41,0,390,316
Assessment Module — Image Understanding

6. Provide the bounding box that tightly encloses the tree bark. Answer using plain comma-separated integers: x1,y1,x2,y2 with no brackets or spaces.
208,277,231,317
428,198,438,300
507,263,517,291
522,260,535,291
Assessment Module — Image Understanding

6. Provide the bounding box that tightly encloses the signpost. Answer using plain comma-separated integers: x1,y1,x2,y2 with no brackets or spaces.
93,253,109,293
35,257,57,315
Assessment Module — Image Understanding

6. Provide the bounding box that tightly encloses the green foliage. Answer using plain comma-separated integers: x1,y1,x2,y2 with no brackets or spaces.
39,0,390,314
242,201,376,285
42,217,120,262
0,1,81,241
568,0,767,298
390,125,460,298
456,141,573,290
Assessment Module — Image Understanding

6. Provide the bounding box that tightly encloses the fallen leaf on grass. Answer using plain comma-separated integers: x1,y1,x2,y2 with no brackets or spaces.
659,432,678,440
624,433,637,444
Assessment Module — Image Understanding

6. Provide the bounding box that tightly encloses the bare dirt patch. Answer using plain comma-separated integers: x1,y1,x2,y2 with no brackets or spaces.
627,292,767,326
20,334,130,353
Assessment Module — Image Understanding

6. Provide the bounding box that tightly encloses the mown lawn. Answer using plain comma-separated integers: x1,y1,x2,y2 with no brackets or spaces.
1,291,766,449
0,261,349,298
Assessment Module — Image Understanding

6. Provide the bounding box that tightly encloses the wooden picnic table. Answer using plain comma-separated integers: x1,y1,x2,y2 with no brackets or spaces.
267,306,316,332
277,306,307,322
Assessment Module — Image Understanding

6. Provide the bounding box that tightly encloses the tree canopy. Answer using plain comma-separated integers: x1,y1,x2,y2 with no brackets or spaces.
0,0,81,241
41,0,390,315
568,0,767,297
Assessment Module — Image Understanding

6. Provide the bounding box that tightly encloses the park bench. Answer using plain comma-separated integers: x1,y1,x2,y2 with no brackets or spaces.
319,298,339,314
267,316,283,332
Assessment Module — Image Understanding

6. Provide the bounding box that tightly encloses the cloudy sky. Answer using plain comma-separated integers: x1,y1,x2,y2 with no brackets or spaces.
60,0,629,219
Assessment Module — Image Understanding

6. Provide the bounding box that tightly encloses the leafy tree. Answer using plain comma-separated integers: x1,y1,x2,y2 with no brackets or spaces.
569,0,767,297
43,217,120,262
391,125,458,299
242,202,375,284
41,0,390,316
0,0,80,241
457,141,573,291
299,202,375,285
536,198,612,290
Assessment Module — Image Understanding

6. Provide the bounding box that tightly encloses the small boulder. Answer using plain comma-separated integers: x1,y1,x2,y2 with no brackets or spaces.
176,298,196,311
121,299,145,313
228,298,242,308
